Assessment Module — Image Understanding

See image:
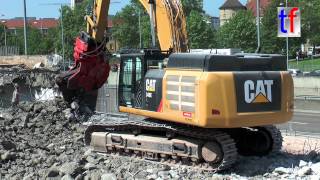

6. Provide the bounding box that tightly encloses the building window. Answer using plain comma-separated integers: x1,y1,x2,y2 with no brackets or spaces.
8,28,17,35
41,28,48,34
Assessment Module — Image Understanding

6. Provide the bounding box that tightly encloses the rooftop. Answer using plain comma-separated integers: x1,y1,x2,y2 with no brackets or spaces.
219,0,247,10
1,18,59,29
0,18,113,29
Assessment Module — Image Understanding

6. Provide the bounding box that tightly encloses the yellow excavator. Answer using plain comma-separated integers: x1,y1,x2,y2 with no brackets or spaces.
57,0,294,171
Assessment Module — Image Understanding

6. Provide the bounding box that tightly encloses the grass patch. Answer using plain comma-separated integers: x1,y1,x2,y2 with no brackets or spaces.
289,58,320,72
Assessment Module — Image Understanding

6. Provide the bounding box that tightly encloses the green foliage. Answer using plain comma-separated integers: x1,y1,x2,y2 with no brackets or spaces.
187,10,217,49
217,10,257,52
113,0,214,50
112,0,152,49
300,0,320,46
181,0,203,16
289,58,320,72
56,1,89,58
2,27,57,55
0,26,4,46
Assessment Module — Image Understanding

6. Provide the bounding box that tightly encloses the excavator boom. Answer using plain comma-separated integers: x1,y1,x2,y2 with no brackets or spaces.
56,0,188,102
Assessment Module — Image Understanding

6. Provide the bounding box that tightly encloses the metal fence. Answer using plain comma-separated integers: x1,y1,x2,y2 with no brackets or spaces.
289,63,320,72
0,46,19,56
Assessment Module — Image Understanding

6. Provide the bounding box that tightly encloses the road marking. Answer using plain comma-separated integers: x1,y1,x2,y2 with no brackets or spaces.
295,109,320,114
289,121,309,125
294,113,320,118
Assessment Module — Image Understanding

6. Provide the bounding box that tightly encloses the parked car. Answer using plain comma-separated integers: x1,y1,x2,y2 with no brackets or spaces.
307,69,320,76
307,47,320,58
288,69,303,77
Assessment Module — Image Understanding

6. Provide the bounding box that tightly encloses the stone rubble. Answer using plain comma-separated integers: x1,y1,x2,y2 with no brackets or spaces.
0,99,320,180
0,65,58,88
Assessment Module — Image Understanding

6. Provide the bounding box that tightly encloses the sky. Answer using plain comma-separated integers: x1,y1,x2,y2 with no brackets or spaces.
0,0,247,19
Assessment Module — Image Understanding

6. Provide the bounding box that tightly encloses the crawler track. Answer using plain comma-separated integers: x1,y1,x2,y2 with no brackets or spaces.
227,125,283,156
84,113,238,172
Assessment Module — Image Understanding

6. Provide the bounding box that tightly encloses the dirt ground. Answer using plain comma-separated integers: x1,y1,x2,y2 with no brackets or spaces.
283,136,320,155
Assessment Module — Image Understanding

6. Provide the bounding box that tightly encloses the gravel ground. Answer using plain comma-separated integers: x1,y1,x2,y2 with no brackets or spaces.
1,99,320,180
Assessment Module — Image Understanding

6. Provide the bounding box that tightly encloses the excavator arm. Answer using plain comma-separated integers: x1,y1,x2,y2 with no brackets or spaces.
139,0,188,52
56,0,188,102
85,0,188,51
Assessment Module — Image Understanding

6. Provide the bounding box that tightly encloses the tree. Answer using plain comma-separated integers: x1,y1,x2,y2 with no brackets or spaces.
112,1,152,49
300,0,320,50
55,1,89,59
113,0,217,50
181,0,203,16
217,10,257,52
0,26,4,46
187,10,217,48
1,27,57,55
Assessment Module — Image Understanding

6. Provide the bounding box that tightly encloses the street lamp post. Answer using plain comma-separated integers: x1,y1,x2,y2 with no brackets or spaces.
1,20,7,56
256,0,261,53
286,0,289,69
23,0,28,56
280,1,289,70
132,10,142,49
60,5,66,71
138,9,142,49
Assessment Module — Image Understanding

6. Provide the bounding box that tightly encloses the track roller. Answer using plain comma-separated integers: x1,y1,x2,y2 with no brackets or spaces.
228,125,282,156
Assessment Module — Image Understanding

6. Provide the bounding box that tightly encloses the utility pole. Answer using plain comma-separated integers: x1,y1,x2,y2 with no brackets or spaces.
286,0,289,69
138,9,142,49
1,20,7,56
149,0,156,47
23,0,28,55
4,24,7,56
256,0,261,53
61,5,66,71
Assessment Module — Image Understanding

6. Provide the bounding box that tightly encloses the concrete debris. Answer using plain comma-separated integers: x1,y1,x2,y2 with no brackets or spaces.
33,62,45,69
298,166,312,176
1,99,320,179
0,65,60,108
300,160,308,167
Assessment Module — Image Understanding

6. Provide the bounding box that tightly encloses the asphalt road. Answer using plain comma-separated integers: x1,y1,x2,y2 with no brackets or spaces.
278,110,320,137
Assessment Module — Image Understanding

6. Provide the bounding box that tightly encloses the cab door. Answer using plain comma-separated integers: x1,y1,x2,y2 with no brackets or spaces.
118,55,144,108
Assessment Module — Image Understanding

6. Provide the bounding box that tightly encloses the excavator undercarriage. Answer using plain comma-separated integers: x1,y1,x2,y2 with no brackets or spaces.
84,113,283,171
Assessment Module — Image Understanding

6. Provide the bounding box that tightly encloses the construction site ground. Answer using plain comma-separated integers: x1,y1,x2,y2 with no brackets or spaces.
0,100,320,179
1,66,320,180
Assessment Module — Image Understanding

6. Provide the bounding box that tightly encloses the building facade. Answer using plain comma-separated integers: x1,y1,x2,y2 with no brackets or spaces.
1,17,58,35
210,16,220,29
219,0,246,26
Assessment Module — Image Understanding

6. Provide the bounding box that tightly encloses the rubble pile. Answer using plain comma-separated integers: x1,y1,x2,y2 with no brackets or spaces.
0,66,60,108
0,99,85,179
0,65,58,88
1,99,320,179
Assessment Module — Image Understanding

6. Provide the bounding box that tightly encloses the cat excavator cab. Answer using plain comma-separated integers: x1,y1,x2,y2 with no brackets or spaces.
57,0,294,171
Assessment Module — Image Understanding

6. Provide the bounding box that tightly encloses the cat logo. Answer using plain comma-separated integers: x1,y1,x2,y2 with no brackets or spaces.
244,80,274,104
146,79,156,92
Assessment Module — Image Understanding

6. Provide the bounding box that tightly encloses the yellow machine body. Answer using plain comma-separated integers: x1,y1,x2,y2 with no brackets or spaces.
120,70,293,128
